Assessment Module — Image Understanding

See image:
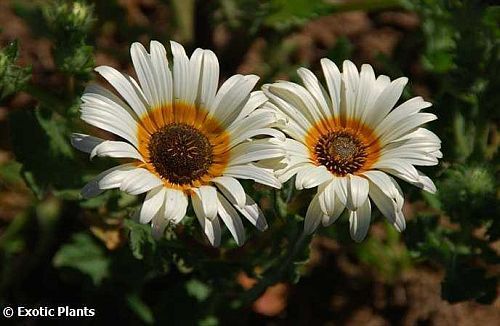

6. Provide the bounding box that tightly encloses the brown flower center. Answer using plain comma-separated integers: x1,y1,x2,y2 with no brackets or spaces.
148,123,213,185
314,130,367,176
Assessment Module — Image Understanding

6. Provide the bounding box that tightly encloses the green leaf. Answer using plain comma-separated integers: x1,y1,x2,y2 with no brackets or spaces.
53,233,110,285
54,43,94,78
124,219,157,260
199,316,219,326
0,40,32,102
438,165,496,225
9,107,82,198
186,279,211,302
356,224,411,281
126,293,154,325
0,160,23,184
42,0,95,79
263,0,330,31
326,36,353,64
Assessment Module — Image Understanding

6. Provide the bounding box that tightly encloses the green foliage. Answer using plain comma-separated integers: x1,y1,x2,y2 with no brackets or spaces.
42,0,95,78
263,0,331,31
0,41,31,102
439,165,496,225
1,0,499,323
400,0,499,304
126,293,155,325
9,107,82,198
356,224,411,282
53,233,110,285
186,279,212,302
442,258,497,304
126,219,158,261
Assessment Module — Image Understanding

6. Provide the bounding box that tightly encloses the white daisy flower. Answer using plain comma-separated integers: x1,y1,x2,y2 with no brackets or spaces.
263,59,442,241
72,40,285,246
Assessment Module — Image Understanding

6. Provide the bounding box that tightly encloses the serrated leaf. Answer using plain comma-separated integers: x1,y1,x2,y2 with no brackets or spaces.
9,107,82,197
264,0,330,30
0,40,32,102
53,233,110,285
125,219,157,260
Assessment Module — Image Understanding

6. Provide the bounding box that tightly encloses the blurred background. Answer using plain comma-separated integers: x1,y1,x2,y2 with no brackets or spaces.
0,0,498,325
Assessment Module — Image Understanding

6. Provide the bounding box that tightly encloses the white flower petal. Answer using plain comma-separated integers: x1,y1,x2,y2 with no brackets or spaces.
341,60,359,121
373,159,419,181
304,194,323,235
416,171,437,193
229,139,285,166
347,174,369,210
376,160,436,194
377,113,437,145
295,165,332,190
80,110,138,148
363,170,405,229
333,177,349,208
212,176,246,208
198,49,219,110
170,40,191,104
320,58,341,116
192,194,222,246
262,85,312,136
349,199,371,242
217,193,246,246
227,110,280,147
139,186,167,224
234,90,268,122
391,96,432,117
318,180,345,225
82,83,138,121
214,75,259,127
151,205,168,239
94,65,148,117
276,161,311,184
164,189,188,223
268,81,324,125
80,84,139,147
193,185,218,220
96,167,136,191
188,48,203,105
81,164,136,198
119,168,163,195
355,64,376,123
365,76,408,127
90,140,144,162
71,133,105,154
297,67,331,120
224,164,281,189
150,40,173,106
237,195,268,231
130,42,161,107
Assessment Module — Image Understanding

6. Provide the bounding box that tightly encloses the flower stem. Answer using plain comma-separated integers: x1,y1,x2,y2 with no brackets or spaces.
241,230,309,305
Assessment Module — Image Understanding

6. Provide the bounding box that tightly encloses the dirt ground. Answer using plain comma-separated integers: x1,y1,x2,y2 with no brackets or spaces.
0,1,498,325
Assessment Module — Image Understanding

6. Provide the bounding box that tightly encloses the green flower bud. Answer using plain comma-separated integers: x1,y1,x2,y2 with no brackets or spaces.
43,0,94,40
439,165,496,223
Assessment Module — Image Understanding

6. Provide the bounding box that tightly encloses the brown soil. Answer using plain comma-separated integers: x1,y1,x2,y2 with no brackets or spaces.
0,1,498,324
